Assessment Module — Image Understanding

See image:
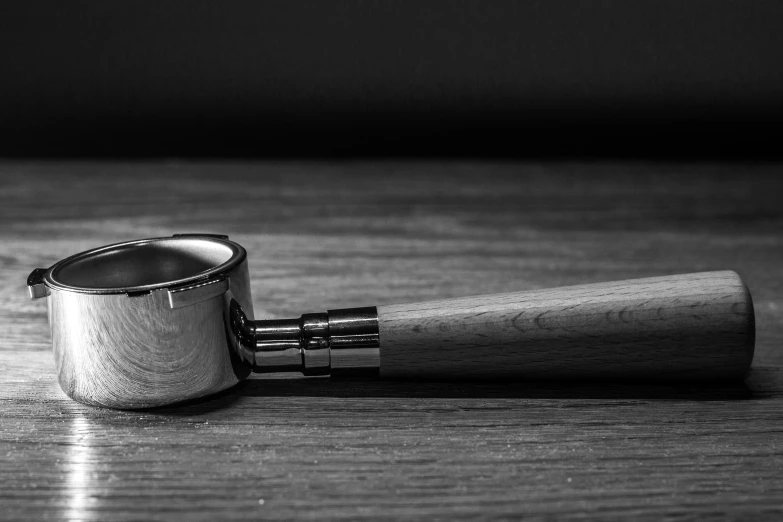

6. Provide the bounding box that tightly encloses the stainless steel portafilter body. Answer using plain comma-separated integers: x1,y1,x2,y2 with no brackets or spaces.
27,234,379,408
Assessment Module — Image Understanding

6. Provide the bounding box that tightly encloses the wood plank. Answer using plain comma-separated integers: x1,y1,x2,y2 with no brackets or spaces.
1,161,782,519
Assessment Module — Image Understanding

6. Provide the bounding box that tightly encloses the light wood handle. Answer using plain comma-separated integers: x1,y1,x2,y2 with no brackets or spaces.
377,271,754,381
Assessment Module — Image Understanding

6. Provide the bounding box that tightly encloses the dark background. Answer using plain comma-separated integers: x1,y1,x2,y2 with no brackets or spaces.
2,0,782,157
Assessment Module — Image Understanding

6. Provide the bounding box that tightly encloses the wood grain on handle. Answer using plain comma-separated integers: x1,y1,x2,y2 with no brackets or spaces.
378,271,755,381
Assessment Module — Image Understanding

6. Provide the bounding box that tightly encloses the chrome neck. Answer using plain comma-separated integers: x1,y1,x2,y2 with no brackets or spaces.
229,300,380,376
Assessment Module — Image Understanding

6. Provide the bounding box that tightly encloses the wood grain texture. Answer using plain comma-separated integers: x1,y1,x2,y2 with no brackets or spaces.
1,161,782,520
379,271,754,381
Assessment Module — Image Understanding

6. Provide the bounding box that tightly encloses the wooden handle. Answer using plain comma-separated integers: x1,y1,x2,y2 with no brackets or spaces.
377,271,754,381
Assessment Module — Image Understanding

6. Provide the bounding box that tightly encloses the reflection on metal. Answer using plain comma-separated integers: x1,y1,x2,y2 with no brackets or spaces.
167,277,230,309
328,307,380,374
65,414,93,522
230,301,380,375
27,268,50,299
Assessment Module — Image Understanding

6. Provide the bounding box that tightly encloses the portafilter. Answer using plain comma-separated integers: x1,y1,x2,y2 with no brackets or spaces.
27,234,755,409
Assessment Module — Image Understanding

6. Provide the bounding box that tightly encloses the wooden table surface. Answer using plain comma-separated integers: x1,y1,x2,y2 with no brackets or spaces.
1,161,782,520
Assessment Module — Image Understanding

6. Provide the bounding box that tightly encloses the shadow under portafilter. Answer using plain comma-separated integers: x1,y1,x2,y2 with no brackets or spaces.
146,372,756,415
236,375,753,400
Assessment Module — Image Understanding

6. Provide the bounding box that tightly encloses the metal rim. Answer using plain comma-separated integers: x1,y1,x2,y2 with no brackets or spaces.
43,236,247,295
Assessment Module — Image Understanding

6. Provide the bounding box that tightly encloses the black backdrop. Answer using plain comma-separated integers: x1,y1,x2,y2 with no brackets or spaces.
2,1,782,157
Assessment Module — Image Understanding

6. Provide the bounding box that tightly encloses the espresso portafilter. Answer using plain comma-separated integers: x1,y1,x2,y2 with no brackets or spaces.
28,234,755,409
